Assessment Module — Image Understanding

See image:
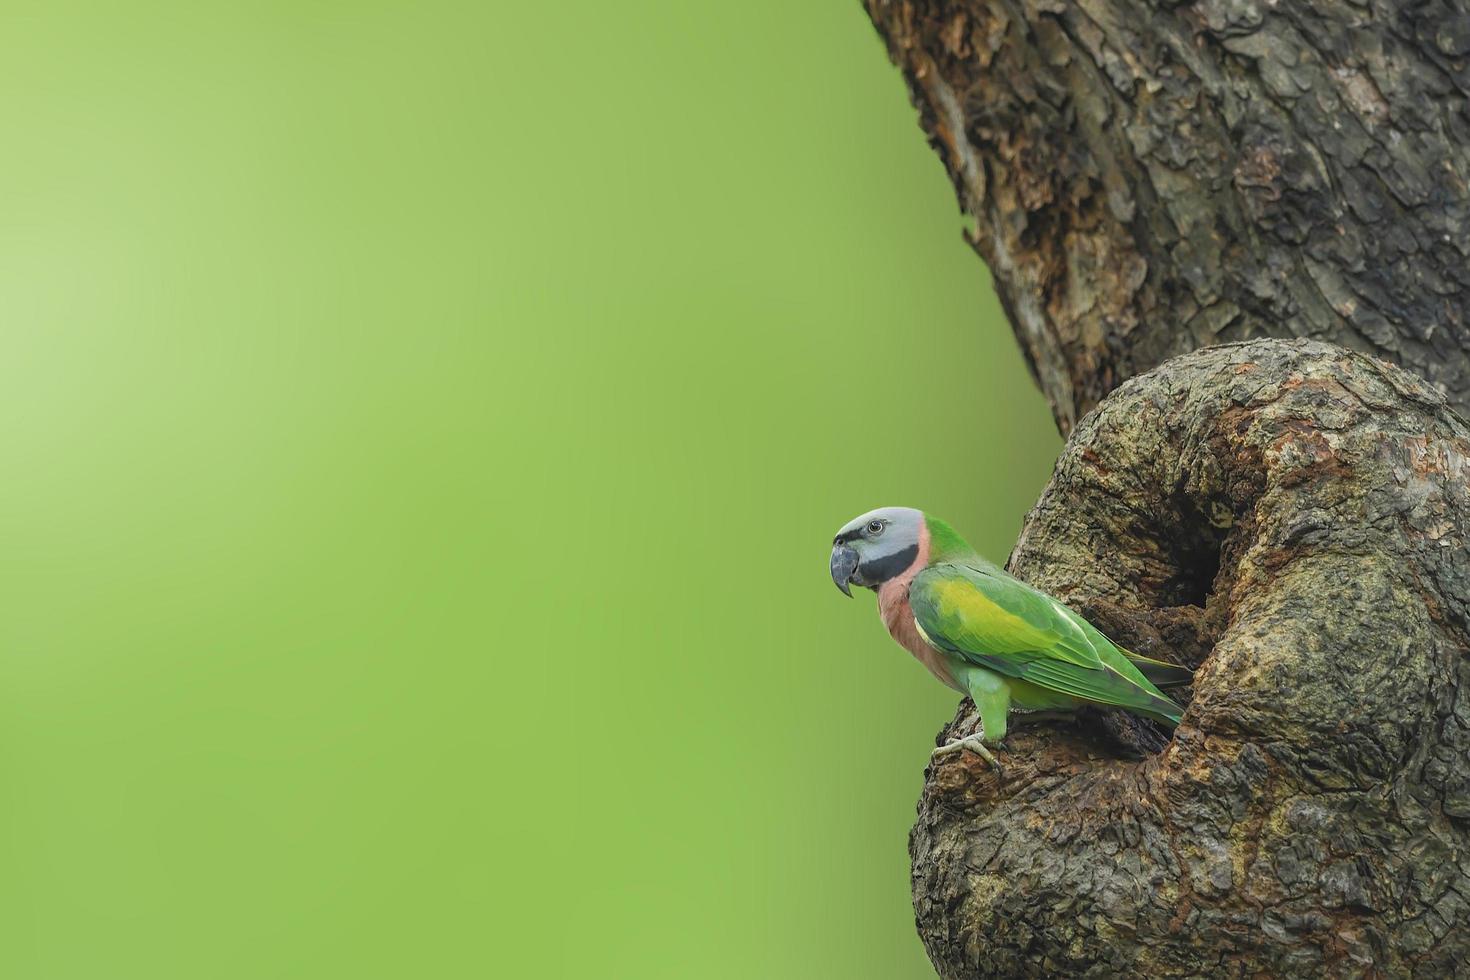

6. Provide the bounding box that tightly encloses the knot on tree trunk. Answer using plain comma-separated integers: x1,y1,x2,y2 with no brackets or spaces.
913,339,1470,977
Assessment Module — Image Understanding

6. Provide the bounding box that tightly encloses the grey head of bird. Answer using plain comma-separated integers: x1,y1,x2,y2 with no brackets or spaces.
829,506,925,596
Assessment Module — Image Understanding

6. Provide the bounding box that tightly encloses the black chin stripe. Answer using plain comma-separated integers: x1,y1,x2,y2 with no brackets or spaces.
859,544,919,584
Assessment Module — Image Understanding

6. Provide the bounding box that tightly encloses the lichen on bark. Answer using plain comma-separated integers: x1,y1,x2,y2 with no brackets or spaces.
913,340,1470,977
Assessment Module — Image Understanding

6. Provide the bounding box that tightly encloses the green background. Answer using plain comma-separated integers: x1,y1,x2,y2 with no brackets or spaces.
0,2,1060,977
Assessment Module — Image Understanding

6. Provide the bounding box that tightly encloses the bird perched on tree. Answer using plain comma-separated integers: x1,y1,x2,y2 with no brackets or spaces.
830,507,1190,767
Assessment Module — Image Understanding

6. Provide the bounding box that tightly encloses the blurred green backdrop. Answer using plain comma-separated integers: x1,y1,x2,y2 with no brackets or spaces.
0,2,1059,977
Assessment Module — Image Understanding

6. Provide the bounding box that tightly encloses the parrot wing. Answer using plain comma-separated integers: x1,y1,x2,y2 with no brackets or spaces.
909,563,1182,723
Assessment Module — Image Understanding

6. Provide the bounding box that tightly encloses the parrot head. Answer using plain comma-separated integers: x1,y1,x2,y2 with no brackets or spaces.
829,506,926,597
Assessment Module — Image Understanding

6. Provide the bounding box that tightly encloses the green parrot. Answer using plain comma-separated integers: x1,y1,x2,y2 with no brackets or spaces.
830,507,1190,767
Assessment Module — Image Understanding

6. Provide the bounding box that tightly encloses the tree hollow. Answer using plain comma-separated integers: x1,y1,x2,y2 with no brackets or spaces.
914,340,1470,978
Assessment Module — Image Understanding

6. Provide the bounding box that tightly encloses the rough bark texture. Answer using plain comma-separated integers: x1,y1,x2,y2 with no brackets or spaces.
913,340,1470,977
866,0,1470,434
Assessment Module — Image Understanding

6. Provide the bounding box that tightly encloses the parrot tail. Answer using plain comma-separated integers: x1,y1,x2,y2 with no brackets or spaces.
1137,696,1184,727
1124,651,1193,689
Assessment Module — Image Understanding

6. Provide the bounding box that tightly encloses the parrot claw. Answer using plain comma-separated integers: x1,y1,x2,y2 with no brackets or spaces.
931,732,1002,772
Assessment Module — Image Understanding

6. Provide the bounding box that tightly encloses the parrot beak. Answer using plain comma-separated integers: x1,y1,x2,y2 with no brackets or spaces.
830,543,860,597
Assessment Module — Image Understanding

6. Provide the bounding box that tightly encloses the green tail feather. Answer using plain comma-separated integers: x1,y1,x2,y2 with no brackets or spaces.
1135,693,1184,727
1124,651,1193,689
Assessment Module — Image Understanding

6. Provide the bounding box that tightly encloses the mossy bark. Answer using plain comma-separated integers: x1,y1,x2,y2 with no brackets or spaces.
913,340,1470,977
865,0,1470,435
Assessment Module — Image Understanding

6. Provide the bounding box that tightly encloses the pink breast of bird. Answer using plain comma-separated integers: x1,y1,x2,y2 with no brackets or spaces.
876,521,962,692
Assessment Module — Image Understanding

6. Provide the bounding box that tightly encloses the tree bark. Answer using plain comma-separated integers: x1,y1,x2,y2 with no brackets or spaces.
864,3,1470,974
865,0,1470,435
911,339,1470,977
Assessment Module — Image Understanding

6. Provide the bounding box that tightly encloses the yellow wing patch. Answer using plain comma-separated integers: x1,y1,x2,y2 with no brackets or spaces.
924,570,1102,668
932,576,1042,644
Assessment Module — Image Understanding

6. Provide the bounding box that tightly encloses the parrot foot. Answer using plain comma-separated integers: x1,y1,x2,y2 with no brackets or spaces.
931,733,1002,771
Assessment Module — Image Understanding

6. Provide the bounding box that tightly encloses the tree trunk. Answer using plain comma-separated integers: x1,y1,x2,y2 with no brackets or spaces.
865,0,1470,435
863,3,1470,975
913,339,1470,977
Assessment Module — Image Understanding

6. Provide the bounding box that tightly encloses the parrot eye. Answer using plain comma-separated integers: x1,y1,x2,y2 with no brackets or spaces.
866,520,885,536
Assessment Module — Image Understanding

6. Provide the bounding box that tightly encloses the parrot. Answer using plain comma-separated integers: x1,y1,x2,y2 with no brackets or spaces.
830,506,1190,767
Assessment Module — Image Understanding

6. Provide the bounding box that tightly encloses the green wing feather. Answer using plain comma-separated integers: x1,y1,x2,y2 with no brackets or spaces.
909,562,1184,725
